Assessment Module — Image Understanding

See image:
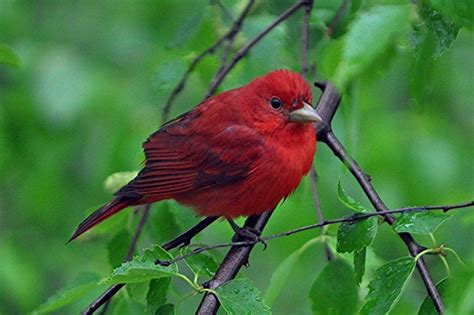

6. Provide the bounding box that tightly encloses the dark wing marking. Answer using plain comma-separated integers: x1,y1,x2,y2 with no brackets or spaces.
115,118,264,200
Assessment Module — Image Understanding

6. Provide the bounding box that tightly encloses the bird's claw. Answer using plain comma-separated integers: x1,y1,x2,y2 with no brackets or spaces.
232,226,268,250
179,239,191,249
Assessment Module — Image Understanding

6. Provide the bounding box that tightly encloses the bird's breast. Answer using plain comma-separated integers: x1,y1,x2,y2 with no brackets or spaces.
176,125,316,218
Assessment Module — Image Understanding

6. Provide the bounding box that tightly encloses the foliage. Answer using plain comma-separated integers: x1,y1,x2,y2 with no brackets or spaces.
309,259,359,315
0,0,472,314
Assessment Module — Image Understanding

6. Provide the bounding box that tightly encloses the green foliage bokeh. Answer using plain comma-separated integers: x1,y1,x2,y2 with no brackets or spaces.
0,0,473,314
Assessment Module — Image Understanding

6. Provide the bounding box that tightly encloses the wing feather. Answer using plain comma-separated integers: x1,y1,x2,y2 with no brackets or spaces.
115,114,265,201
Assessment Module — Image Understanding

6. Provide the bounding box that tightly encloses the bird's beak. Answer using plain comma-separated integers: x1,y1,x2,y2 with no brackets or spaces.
288,102,323,123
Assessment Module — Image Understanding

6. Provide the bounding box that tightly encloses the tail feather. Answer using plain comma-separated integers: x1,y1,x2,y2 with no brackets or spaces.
68,198,129,242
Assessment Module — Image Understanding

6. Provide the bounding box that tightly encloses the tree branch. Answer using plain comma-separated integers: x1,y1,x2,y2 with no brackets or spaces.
316,83,445,312
310,167,333,261
301,0,313,79
126,205,151,261
205,0,308,98
86,2,256,313
195,61,342,315
161,0,255,122
326,0,349,37
96,204,151,314
82,216,218,314
156,201,473,265
196,211,274,314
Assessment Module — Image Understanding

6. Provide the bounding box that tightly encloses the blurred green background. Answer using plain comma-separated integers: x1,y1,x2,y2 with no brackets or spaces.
0,0,472,314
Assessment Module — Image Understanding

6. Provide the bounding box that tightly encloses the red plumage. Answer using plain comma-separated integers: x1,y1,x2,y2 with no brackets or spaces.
70,69,320,241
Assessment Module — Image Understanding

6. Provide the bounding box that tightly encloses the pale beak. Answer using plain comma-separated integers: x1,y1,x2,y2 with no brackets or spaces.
288,102,323,123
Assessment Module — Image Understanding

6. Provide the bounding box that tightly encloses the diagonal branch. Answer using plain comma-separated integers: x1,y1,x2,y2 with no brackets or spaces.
96,204,151,314
301,0,313,79
196,61,341,315
82,216,218,314
161,0,255,122
316,83,445,313
309,167,333,261
155,200,473,264
205,0,308,98
196,211,274,314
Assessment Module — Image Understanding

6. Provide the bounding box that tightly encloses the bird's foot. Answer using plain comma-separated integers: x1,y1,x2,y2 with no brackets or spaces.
228,219,267,250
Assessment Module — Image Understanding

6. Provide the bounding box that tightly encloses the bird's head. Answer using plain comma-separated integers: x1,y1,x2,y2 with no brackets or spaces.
247,69,322,134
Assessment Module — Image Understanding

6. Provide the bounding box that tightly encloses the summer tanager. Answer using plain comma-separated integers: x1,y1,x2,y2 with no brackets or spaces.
70,69,321,241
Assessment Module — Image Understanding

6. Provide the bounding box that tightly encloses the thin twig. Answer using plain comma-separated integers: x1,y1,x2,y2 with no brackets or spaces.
161,0,255,122
209,0,255,88
126,204,151,261
196,60,342,314
326,0,349,37
205,0,307,98
82,216,218,314
301,0,313,79
196,211,274,314
212,0,235,23
320,129,447,313
97,204,151,315
156,201,473,264
309,167,333,261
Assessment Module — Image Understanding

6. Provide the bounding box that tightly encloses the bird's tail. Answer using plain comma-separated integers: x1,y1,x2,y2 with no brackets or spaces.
68,198,130,242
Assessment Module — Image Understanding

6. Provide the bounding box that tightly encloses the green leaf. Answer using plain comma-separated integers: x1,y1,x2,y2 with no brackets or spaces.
361,257,416,315
443,266,474,314
418,278,449,315
393,211,451,234
412,2,460,59
104,171,138,194
337,216,377,253
215,278,271,315
0,44,20,67
354,247,367,285
34,273,102,314
429,0,473,30
350,0,364,15
126,281,149,304
113,297,145,315
242,14,288,72
155,303,176,315
309,259,359,315
333,4,411,89
146,278,171,314
107,230,133,269
183,249,219,278
409,1,460,108
265,237,323,306
320,39,344,80
154,59,187,94
337,181,369,212
103,245,179,285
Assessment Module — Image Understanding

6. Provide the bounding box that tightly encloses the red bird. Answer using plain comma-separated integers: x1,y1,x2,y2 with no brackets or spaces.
70,69,322,241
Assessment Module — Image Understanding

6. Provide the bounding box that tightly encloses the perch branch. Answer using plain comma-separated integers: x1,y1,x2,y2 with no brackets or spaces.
205,0,309,97
196,57,340,315
82,216,218,314
301,0,313,79
310,167,333,261
161,0,255,122
156,200,473,264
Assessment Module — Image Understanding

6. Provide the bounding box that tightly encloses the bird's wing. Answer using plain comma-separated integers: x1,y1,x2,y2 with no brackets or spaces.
115,115,264,200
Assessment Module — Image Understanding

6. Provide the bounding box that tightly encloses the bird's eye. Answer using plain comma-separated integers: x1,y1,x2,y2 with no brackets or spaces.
270,97,282,110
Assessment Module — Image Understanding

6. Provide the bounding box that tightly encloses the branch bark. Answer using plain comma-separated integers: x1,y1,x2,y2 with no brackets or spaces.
317,84,445,313
196,212,274,314
155,200,473,264
82,216,218,314
161,0,255,122
195,71,342,315
205,0,308,97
